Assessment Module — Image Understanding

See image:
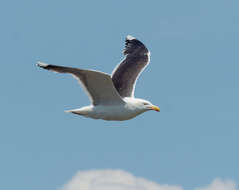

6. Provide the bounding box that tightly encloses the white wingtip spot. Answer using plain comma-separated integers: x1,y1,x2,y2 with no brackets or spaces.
126,35,136,40
37,61,49,68
64,110,72,113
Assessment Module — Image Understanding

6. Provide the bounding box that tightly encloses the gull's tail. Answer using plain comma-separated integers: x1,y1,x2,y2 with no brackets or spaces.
64,108,87,116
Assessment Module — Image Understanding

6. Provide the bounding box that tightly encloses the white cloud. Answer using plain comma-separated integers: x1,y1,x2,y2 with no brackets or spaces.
60,169,182,190
59,169,237,190
195,178,237,190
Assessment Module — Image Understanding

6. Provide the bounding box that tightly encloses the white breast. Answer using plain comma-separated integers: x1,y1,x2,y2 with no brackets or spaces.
88,104,143,121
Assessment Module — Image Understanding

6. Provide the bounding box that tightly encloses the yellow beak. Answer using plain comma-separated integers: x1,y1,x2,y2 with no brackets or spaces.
151,105,160,112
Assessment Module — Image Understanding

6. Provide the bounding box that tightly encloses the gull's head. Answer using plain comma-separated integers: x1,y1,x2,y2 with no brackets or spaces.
126,98,160,112
140,100,160,112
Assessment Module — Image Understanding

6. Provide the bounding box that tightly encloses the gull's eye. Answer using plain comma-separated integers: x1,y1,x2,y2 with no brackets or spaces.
143,102,149,105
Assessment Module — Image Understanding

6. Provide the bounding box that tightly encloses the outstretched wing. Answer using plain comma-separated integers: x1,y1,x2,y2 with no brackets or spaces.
111,35,150,98
37,62,124,106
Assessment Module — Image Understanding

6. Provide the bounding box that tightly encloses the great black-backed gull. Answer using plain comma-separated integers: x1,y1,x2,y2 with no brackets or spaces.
37,35,160,121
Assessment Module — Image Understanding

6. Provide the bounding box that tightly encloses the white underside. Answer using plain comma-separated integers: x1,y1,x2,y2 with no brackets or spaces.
66,98,147,121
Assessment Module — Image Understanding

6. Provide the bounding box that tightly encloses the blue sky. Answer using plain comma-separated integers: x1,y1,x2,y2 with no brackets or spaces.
0,0,239,190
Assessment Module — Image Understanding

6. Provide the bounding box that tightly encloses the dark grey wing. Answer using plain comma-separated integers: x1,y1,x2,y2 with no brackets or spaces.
111,35,150,98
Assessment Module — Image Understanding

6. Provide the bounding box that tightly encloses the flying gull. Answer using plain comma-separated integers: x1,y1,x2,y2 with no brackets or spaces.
37,35,160,121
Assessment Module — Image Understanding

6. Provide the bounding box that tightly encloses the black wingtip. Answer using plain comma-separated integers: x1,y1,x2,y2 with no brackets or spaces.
123,35,147,55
